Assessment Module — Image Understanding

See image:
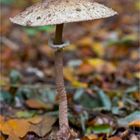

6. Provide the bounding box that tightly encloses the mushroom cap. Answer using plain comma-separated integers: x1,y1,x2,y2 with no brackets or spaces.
10,0,117,26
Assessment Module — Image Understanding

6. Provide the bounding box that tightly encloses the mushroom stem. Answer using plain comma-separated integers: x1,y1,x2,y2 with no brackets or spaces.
54,24,64,44
54,24,69,137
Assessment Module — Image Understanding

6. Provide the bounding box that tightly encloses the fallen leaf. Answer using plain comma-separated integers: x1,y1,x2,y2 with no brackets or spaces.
105,45,129,59
108,136,122,140
0,115,56,139
129,120,140,127
64,67,76,81
64,67,87,88
77,37,93,47
134,72,140,79
135,0,140,10
38,44,53,58
92,42,104,57
133,92,140,102
118,111,140,126
82,134,98,140
29,116,56,137
28,116,43,124
93,86,111,110
1,117,30,140
16,111,35,118
25,99,53,110
86,58,116,73
65,44,76,51
118,101,124,108
87,124,112,134
0,134,6,140
130,50,139,60
72,81,88,88
87,58,105,67
0,90,13,104
78,63,93,75
0,75,9,87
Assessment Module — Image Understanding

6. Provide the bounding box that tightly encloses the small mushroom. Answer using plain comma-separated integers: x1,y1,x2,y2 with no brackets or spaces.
10,0,117,139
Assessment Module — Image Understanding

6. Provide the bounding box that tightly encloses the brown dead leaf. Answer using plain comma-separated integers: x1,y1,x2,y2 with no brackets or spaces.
78,63,93,75
0,137,5,140
28,116,43,124
25,99,53,110
105,46,129,59
0,117,30,140
133,92,140,102
76,37,93,47
38,44,53,58
83,58,116,74
108,136,122,140
129,120,140,127
130,50,139,60
29,116,56,137
82,134,98,140
64,67,88,88
0,115,56,139
0,134,6,140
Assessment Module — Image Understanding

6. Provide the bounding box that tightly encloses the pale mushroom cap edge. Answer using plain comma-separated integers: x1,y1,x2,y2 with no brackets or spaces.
10,0,117,26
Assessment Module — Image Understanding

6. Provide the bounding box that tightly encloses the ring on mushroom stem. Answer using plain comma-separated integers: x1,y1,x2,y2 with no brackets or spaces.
49,39,70,49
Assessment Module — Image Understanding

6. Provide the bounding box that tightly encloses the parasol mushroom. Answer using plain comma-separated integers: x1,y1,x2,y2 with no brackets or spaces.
10,0,117,139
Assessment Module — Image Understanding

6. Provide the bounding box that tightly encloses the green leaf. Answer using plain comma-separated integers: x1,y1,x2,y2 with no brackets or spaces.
38,26,54,32
93,86,111,110
0,0,15,5
80,111,89,132
118,111,140,126
10,70,22,84
74,88,102,108
41,88,56,103
123,86,138,105
24,28,38,36
98,90,111,110
86,124,112,134
93,124,112,134
16,87,34,100
16,111,36,118
121,35,138,44
111,107,119,115
107,34,137,47
107,39,120,46
74,89,84,101
125,86,138,94
24,26,54,36
0,89,13,104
